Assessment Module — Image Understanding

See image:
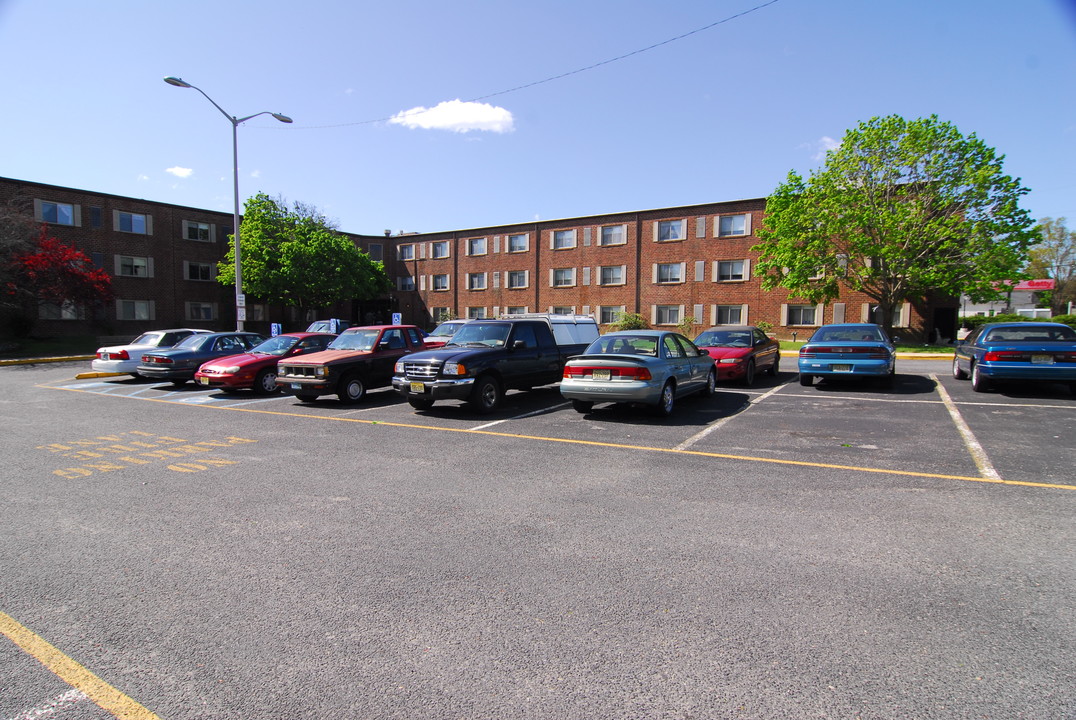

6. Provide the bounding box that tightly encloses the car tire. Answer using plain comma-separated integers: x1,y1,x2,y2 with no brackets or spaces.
571,399,594,413
700,369,716,397
253,368,279,395
408,397,434,411
742,360,756,386
952,356,968,380
296,394,318,403
971,363,991,393
799,373,813,387
338,374,366,404
767,354,780,377
651,381,675,417
469,375,502,414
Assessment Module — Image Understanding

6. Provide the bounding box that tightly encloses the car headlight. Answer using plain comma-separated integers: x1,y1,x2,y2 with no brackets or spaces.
394,360,405,373
718,358,742,364
223,366,241,374
443,362,466,376
315,366,328,378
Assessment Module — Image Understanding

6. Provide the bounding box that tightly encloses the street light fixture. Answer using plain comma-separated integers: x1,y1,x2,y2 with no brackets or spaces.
163,76,292,331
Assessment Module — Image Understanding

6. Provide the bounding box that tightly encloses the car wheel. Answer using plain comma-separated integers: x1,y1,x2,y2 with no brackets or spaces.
952,356,968,380
767,354,780,377
970,363,991,392
742,360,756,386
700,369,716,397
338,374,366,404
799,373,813,387
469,375,502,414
253,368,279,395
296,394,318,403
651,381,675,417
408,397,434,411
571,399,594,413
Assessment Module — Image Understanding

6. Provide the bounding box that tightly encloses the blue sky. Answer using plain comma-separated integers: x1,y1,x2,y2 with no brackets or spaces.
2,0,1074,236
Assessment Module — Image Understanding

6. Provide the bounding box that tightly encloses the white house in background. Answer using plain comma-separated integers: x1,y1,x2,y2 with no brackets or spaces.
960,279,1055,318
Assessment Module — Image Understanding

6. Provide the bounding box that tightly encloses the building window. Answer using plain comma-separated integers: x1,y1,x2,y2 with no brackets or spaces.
505,306,528,315
186,302,217,321
367,243,383,262
717,260,746,282
600,225,626,246
38,201,76,226
398,276,416,291
507,270,529,289
507,234,529,253
38,301,83,320
552,268,575,287
714,305,743,324
89,207,102,228
787,304,817,326
599,305,625,324
553,230,576,250
655,305,681,325
185,261,215,281
431,241,450,259
468,272,487,290
433,274,450,291
117,211,148,234
552,306,574,315
398,244,415,261
717,214,748,237
467,237,487,256
599,266,624,286
117,255,151,278
655,263,684,284
467,307,487,319
117,299,153,321
656,220,685,242
184,221,212,242
246,304,267,322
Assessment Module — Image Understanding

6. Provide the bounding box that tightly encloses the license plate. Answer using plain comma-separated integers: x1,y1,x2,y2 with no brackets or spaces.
592,369,611,381
410,382,426,393
1031,354,1054,365
291,383,302,390
832,364,852,372
198,377,209,386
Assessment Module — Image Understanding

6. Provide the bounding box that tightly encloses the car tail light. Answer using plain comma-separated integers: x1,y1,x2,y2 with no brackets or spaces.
142,355,173,364
114,350,130,360
983,351,1026,362
563,365,652,381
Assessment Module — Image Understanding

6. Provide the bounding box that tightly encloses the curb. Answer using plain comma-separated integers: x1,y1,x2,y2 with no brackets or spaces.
74,372,126,379
0,355,95,367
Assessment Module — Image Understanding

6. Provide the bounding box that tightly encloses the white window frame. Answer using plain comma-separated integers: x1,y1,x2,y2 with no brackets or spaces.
467,306,487,319
782,303,823,327
712,304,747,325
654,219,686,243
551,229,577,250
35,199,80,227
653,262,685,284
397,276,416,291
716,213,751,237
398,244,415,261
504,306,529,315
467,237,487,256
431,241,450,259
507,234,529,253
507,270,529,289
183,260,215,282
186,301,218,322
653,304,683,325
550,268,576,288
115,210,151,235
432,274,450,291
600,224,627,247
599,305,625,324
116,299,155,321
183,220,214,242
598,265,625,286
468,272,488,290
116,255,153,278
714,259,750,282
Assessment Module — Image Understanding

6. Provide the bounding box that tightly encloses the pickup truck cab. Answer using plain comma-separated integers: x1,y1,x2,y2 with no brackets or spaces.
276,324,427,403
392,314,599,413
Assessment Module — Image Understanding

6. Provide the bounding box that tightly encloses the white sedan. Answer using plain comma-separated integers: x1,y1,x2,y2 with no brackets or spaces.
91,328,210,376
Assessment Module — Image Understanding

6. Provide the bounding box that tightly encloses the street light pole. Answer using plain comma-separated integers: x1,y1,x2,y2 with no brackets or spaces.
163,76,292,331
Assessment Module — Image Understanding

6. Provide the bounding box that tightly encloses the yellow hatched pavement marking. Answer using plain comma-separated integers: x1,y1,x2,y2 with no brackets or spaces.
0,611,161,720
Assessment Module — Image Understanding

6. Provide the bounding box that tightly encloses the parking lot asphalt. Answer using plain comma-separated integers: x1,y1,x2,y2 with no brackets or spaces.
2,358,1074,719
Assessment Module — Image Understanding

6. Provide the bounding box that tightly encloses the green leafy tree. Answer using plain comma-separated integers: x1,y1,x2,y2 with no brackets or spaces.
610,312,649,330
218,194,391,315
1026,217,1075,315
753,114,1037,337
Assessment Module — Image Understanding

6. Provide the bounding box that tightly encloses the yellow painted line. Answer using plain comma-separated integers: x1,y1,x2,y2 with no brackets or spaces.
39,382,1076,492
0,611,161,720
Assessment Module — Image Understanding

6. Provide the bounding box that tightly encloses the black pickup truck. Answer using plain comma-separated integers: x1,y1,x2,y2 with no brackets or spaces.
391,315,599,413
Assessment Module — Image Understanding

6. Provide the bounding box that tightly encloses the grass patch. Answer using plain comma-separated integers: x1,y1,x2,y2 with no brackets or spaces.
0,335,100,359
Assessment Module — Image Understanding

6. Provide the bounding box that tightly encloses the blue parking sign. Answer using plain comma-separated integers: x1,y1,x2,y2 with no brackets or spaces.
392,313,402,325
270,323,282,337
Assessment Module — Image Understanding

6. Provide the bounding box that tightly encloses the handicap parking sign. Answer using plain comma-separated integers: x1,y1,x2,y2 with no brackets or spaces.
392,313,402,325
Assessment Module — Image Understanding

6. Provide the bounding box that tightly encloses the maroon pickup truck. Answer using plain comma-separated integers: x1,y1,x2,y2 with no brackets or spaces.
275,324,428,403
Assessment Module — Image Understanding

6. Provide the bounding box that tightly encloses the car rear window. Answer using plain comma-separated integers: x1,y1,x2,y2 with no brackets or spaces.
984,327,1076,343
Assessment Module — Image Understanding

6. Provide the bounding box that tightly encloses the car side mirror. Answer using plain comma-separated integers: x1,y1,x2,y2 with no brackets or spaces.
512,340,526,349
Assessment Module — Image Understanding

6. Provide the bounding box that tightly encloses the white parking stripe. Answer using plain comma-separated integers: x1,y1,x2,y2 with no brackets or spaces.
472,402,571,430
8,689,90,719
931,373,1002,481
675,383,785,451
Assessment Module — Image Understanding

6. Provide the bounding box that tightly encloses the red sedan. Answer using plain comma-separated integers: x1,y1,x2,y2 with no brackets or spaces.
694,325,781,385
194,332,336,394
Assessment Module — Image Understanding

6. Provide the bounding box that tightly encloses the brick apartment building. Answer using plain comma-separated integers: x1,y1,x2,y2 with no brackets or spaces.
1,176,957,342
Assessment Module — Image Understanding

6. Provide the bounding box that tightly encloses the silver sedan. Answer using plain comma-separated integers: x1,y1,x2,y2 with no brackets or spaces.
560,330,717,416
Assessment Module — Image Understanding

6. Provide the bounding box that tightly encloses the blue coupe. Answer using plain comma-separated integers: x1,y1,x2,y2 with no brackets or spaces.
797,323,896,387
953,321,1076,393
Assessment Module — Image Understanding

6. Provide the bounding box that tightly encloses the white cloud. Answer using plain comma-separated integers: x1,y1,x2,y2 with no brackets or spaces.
812,136,840,161
249,170,261,179
166,166,193,179
389,99,514,134
136,174,149,182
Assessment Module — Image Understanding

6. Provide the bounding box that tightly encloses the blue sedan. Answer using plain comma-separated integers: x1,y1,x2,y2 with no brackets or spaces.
560,330,716,416
798,323,896,387
953,321,1076,393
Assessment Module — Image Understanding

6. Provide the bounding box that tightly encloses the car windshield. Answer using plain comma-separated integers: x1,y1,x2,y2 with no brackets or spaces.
983,326,1076,343
430,321,463,338
175,335,211,351
250,335,298,355
131,332,163,346
446,323,510,347
584,335,659,356
811,327,885,343
328,330,380,351
695,330,752,347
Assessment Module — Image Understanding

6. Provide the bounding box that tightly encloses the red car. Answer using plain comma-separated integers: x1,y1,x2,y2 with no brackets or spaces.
194,332,336,394
694,325,781,385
